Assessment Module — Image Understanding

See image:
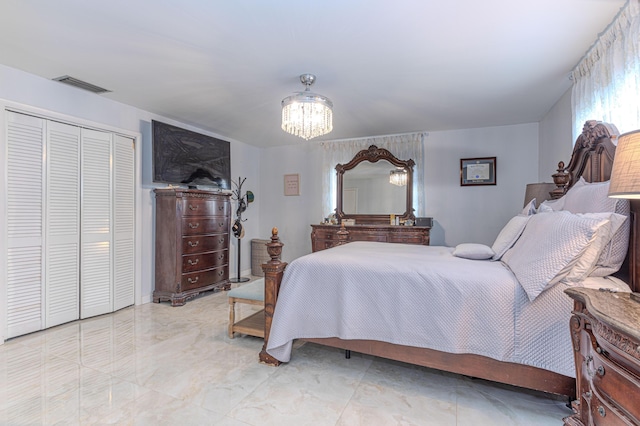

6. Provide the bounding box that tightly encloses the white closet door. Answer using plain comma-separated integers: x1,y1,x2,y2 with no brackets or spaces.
45,121,80,327
5,112,45,338
113,135,135,311
80,128,112,319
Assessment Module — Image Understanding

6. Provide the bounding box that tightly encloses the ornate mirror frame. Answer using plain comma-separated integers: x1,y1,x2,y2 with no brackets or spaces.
336,145,415,225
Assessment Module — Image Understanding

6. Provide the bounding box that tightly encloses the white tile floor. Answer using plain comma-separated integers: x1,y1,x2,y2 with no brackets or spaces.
0,282,573,425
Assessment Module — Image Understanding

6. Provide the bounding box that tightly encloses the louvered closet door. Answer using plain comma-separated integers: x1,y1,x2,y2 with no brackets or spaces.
5,112,45,338
80,129,112,319
113,134,135,310
45,121,81,327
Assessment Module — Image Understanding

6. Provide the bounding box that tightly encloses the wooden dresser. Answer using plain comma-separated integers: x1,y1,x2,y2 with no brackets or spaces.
154,188,231,306
310,224,430,252
564,288,640,425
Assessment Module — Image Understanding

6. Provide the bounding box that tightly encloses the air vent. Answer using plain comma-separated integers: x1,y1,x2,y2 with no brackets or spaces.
52,75,111,94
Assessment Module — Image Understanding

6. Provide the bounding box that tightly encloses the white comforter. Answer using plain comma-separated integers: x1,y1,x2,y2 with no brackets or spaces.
266,241,628,377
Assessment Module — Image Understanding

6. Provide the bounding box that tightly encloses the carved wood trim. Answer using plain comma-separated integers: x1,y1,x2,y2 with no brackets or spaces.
594,321,640,362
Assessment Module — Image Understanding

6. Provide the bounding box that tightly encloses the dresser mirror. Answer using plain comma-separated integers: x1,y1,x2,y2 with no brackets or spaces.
336,145,415,225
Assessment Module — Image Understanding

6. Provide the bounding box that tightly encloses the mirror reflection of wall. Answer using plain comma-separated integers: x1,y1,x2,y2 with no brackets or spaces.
342,160,407,215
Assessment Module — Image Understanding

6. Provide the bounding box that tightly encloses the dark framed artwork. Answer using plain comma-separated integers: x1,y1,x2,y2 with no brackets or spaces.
460,157,496,186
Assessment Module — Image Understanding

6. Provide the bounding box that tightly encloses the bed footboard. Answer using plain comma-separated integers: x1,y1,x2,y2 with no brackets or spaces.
259,227,287,366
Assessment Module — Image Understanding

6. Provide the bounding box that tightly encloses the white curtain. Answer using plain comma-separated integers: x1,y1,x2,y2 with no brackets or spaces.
572,0,640,139
318,132,427,220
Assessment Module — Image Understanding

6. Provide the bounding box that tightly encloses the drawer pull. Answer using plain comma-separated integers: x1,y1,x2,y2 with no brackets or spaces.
598,406,606,417
188,241,199,247
218,270,224,276
219,237,225,244
188,276,199,284
188,259,199,266
218,205,224,211
188,222,200,229
597,365,605,376
218,254,225,260
218,222,224,228
188,204,198,211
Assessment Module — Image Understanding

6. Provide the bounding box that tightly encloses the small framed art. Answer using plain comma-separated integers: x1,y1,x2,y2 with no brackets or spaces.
284,173,300,196
460,157,496,186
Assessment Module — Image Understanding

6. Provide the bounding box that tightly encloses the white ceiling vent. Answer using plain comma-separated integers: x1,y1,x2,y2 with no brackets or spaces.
52,75,111,94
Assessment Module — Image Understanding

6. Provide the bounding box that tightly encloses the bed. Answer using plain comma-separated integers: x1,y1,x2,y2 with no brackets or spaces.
258,121,640,398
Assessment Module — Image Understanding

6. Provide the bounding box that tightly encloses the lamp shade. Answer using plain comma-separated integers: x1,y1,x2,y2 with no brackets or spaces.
523,182,556,208
609,129,640,198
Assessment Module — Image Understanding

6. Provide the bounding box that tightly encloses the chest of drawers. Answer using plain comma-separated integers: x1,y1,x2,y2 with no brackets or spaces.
310,224,430,252
564,288,640,425
154,188,231,306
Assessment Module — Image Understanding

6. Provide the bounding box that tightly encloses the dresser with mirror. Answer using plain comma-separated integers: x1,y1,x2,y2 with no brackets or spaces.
311,145,431,252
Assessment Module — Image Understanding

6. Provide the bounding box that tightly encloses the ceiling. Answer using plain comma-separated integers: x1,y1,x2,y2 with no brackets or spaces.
0,0,625,148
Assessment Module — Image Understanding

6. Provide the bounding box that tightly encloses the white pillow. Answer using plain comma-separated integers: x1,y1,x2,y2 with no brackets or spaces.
491,215,531,261
452,243,495,260
501,211,610,301
521,198,536,216
561,178,630,276
538,196,565,212
562,212,626,284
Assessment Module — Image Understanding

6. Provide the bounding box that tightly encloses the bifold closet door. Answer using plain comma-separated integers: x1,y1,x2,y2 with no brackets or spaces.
45,121,81,328
113,134,135,311
5,112,45,338
80,128,112,319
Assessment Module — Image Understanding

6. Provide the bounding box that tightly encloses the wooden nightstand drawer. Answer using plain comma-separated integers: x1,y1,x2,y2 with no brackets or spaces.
181,199,229,217
182,250,228,272
181,217,229,235
590,351,640,422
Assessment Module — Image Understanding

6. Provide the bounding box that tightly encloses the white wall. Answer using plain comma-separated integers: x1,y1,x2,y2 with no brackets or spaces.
258,123,540,261
0,64,262,310
539,88,573,181
424,124,539,246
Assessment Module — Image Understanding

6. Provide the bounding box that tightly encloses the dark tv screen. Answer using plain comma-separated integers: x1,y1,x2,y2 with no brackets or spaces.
152,120,230,190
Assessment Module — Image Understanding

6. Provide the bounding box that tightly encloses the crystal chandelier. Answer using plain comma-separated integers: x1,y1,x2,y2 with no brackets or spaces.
281,74,333,140
389,169,407,186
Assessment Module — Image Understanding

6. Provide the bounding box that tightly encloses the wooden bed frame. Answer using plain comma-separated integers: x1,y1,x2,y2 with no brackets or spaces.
259,120,640,397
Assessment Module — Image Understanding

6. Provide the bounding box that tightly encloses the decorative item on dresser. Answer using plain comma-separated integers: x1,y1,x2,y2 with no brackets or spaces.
564,288,640,426
310,223,430,252
153,188,231,306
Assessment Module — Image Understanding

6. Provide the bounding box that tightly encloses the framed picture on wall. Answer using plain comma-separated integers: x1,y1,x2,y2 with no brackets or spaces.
460,157,496,186
284,173,300,196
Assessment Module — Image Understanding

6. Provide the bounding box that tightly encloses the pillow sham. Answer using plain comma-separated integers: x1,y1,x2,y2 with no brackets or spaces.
521,198,537,216
452,243,495,260
561,178,630,276
538,196,565,212
501,211,610,301
491,215,531,261
562,212,627,284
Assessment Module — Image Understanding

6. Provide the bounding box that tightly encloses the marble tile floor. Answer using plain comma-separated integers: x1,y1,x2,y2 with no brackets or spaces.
0,281,573,425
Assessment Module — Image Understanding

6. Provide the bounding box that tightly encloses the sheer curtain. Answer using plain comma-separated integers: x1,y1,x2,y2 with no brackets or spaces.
318,132,427,220
572,0,640,139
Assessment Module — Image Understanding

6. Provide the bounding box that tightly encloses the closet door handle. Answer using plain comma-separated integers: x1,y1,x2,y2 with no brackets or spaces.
188,204,198,211
188,259,199,266
188,222,200,229
188,276,199,284
188,240,199,247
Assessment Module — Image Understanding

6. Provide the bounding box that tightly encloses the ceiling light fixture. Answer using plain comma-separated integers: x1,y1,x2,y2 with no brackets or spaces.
281,74,333,140
389,169,407,186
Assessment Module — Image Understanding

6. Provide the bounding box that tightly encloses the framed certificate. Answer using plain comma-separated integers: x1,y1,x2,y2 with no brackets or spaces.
460,157,496,186
284,173,300,196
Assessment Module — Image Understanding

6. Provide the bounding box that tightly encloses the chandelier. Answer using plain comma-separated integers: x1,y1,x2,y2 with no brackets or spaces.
389,169,407,186
281,74,333,140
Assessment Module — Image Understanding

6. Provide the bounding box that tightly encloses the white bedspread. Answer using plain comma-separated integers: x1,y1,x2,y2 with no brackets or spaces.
266,242,629,378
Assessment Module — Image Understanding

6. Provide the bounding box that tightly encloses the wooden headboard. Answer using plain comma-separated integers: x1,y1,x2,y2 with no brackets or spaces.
554,120,639,293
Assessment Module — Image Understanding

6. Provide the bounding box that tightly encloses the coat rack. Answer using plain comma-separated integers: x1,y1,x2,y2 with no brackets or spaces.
230,177,253,283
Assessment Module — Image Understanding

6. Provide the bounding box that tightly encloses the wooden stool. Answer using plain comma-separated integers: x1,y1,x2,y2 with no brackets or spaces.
228,278,265,338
